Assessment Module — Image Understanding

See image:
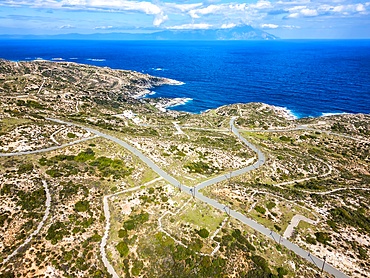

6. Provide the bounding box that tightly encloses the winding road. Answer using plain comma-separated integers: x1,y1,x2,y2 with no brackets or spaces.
46,117,350,278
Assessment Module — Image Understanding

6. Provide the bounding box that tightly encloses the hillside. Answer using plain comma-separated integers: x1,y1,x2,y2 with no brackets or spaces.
0,60,368,278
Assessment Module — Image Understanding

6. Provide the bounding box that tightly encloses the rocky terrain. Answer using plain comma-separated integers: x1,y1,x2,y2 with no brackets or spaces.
0,59,368,278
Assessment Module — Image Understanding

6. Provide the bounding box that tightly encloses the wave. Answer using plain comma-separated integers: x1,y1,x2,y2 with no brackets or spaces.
87,58,106,62
133,89,152,99
320,112,348,117
167,97,193,108
271,105,298,120
69,57,78,60
152,67,165,71
52,58,65,61
166,78,185,86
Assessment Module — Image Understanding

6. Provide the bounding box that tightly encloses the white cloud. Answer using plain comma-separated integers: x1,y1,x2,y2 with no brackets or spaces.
94,25,113,29
332,5,345,12
153,12,168,26
252,0,272,9
59,24,74,29
287,6,307,12
165,3,203,13
228,4,246,12
300,8,318,17
356,4,365,12
260,23,279,29
189,5,223,19
166,23,212,30
286,12,300,18
282,25,300,29
1,0,369,31
221,23,237,29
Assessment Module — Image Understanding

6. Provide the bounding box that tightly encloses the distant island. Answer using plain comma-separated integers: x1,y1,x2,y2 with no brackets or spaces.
0,25,278,40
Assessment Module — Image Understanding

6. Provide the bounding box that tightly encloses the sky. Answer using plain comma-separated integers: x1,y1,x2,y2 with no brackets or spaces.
0,0,369,38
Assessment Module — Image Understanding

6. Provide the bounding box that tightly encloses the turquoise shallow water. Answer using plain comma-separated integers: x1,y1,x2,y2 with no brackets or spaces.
1,39,370,118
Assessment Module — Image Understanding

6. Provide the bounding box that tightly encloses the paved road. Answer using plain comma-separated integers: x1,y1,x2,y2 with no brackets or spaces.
283,215,317,239
46,117,350,278
196,117,265,191
2,180,51,265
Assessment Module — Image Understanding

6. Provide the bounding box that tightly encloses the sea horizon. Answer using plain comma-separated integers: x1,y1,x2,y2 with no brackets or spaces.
1,39,369,118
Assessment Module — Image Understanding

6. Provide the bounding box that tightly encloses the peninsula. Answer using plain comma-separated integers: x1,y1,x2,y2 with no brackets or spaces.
0,60,368,278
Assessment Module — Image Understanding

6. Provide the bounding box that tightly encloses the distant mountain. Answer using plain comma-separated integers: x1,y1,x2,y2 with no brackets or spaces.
0,25,278,40
153,25,278,40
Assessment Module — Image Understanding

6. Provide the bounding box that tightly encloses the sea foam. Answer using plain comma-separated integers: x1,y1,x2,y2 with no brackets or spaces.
320,112,348,117
87,58,106,62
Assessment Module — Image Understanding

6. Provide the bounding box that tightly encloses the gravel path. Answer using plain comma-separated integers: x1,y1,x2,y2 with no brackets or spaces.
0,135,99,157
2,180,51,265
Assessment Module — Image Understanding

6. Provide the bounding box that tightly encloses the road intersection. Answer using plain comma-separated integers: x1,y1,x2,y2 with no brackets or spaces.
46,117,350,278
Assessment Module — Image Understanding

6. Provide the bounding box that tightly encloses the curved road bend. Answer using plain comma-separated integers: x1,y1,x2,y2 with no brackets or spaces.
196,117,265,191
46,117,349,278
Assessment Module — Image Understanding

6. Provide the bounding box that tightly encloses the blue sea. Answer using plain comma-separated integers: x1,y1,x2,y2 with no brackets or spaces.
1,39,370,118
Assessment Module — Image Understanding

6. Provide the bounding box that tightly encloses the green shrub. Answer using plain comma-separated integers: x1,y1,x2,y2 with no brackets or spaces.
251,255,271,274
17,163,33,174
17,188,45,211
184,161,216,174
123,220,135,230
255,205,266,214
67,132,76,138
118,229,128,238
74,200,90,212
75,148,95,162
46,221,69,244
330,206,370,233
279,136,291,142
277,267,288,278
116,241,129,257
131,260,144,276
327,220,338,232
89,233,102,242
314,232,331,245
197,228,210,238
358,247,368,260
266,202,276,210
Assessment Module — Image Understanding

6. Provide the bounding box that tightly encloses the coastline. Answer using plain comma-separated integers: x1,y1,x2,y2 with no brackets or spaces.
2,58,367,119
